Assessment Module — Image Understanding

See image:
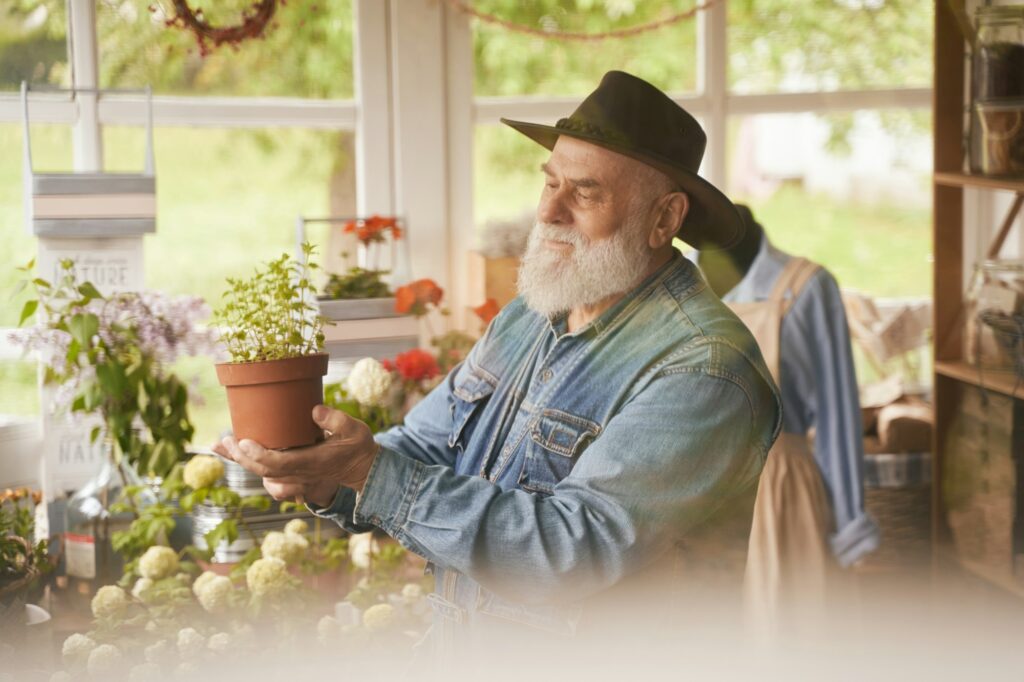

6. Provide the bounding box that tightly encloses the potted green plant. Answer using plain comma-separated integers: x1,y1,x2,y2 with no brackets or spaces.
0,488,52,625
214,243,329,450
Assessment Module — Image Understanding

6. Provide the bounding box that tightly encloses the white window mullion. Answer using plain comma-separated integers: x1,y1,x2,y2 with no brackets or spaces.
68,0,102,171
699,0,728,189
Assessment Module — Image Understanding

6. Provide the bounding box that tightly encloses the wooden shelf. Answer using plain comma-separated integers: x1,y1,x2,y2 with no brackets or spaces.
935,361,1024,399
934,172,1024,193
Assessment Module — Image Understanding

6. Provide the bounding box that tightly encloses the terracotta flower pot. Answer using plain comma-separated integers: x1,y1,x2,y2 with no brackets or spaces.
215,353,330,450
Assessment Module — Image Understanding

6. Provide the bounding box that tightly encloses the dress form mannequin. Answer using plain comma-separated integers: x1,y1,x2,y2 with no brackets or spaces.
697,204,763,298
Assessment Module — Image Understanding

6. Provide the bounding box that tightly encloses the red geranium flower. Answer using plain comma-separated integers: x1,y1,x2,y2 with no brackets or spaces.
342,215,402,246
472,298,500,325
395,279,444,316
392,348,440,382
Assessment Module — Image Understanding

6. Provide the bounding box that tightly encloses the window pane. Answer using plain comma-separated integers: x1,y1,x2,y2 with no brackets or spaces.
474,0,698,97
726,110,932,298
728,1,933,94
103,125,350,442
0,122,72,417
0,1,68,90
97,1,354,98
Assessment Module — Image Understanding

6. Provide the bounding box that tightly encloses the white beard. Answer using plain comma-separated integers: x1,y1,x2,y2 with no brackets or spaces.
517,215,653,318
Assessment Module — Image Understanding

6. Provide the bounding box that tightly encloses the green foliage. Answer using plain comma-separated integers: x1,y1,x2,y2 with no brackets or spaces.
18,260,198,479
322,266,392,300
0,492,51,588
0,1,68,90
214,242,327,363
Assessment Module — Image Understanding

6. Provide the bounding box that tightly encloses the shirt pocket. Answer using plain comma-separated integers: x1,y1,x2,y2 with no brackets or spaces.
447,365,497,453
519,408,601,495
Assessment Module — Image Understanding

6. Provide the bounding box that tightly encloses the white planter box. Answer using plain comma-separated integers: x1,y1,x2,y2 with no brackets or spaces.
318,297,420,361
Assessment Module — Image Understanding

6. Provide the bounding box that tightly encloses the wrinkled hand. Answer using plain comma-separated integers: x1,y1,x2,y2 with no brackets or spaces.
212,405,380,508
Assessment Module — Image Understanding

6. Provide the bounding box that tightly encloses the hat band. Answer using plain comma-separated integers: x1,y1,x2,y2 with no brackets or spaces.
555,117,628,145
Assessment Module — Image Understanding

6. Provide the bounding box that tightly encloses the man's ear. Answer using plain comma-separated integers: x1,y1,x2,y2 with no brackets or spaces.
649,191,689,249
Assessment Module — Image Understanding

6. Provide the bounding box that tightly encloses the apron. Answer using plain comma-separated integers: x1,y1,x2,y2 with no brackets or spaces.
728,257,836,638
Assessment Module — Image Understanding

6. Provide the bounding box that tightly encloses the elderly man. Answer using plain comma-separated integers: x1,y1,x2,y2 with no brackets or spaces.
215,71,780,646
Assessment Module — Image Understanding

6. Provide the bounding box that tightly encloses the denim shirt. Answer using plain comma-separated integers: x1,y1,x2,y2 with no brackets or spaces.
311,251,781,637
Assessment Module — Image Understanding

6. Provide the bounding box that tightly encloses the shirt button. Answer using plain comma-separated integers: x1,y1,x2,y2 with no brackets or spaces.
540,368,554,382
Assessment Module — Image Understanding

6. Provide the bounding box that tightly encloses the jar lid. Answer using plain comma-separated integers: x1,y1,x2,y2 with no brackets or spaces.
976,97,1024,110
977,4,1024,20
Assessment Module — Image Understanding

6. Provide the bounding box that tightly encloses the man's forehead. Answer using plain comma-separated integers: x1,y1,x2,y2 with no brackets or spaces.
545,136,642,180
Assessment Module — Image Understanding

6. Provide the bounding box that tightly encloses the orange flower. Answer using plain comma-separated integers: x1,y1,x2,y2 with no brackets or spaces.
394,278,444,316
342,215,402,246
472,298,500,325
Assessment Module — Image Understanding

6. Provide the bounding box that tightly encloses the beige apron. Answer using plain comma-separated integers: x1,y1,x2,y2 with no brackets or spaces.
728,257,836,637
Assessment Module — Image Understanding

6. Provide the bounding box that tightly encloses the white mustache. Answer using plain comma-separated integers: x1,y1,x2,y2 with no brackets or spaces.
533,222,588,248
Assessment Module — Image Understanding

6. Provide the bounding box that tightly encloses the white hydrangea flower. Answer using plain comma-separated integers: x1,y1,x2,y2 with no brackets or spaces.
195,574,232,614
246,557,291,597
132,577,154,601
61,633,96,663
128,663,161,682
260,530,308,565
176,627,206,658
347,358,393,407
317,615,340,644
284,518,309,536
401,583,423,601
207,632,231,652
362,603,395,633
91,585,130,619
191,570,218,597
86,644,122,678
348,532,380,569
139,545,179,581
183,454,224,490
144,640,172,664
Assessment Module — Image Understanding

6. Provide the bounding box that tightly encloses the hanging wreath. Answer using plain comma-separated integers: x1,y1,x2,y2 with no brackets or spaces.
158,0,279,56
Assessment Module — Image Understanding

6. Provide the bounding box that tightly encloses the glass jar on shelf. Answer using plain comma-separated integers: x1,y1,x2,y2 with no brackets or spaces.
964,259,1024,374
970,5,1024,175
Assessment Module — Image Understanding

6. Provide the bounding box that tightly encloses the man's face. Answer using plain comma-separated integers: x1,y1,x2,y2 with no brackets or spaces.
517,136,660,317
536,136,641,246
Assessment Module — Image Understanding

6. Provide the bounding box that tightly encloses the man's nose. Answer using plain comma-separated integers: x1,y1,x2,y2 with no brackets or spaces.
537,187,570,225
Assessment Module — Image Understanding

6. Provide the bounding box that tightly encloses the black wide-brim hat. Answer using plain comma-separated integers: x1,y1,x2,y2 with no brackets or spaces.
501,70,743,250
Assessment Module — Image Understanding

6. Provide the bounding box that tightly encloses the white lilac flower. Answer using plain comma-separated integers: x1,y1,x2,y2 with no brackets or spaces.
195,574,232,614
246,557,291,597
139,545,180,580
207,632,231,652
346,358,393,407
91,585,130,619
61,633,96,663
144,640,172,664
283,518,309,536
348,532,380,569
86,644,122,678
176,627,206,658
362,603,395,633
183,455,224,490
260,530,308,565
128,663,161,682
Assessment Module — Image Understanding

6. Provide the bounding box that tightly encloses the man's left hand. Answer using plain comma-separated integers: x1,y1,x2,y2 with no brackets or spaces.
212,404,380,507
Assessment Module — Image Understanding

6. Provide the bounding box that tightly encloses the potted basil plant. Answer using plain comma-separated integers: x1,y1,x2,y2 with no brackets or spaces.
214,243,329,449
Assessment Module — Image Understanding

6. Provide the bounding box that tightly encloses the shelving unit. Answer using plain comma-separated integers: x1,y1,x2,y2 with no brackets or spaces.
932,2,1024,597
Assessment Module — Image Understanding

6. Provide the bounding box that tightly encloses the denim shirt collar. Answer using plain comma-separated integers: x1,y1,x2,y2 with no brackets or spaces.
545,249,693,339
